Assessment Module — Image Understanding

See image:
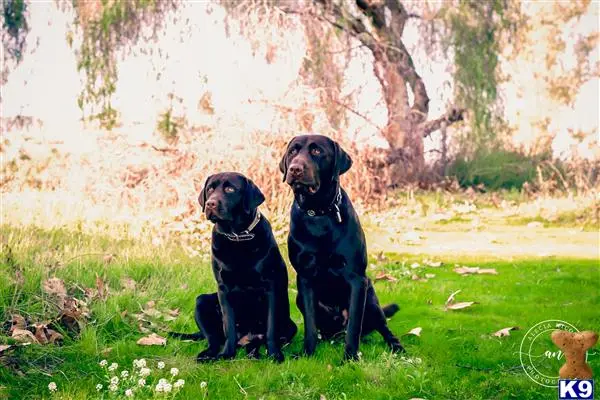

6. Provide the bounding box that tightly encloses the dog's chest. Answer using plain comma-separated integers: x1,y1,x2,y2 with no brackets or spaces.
219,268,267,292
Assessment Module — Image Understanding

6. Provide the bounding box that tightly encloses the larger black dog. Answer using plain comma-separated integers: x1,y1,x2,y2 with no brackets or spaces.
173,172,296,362
280,135,403,361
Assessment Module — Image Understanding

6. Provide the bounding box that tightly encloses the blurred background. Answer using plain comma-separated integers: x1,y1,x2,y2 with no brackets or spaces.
1,0,598,255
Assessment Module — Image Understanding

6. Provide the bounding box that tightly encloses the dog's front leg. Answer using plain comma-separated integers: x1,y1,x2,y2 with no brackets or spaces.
344,274,368,361
266,283,284,362
298,276,318,356
217,286,237,360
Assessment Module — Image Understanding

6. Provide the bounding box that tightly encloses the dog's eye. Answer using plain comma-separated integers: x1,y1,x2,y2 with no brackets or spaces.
289,148,298,156
310,148,321,156
207,187,214,194
224,187,235,193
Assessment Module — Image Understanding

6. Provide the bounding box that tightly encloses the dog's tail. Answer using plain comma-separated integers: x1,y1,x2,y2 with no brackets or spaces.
382,304,400,318
167,331,205,341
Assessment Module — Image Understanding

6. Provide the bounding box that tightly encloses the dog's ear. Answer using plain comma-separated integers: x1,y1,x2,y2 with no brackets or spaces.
334,141,353,176
198,175,213,211
279,139,293,182
243,177,265,213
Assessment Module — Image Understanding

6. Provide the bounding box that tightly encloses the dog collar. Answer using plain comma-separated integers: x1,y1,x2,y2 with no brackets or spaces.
221,212,261,242
304,188,343,223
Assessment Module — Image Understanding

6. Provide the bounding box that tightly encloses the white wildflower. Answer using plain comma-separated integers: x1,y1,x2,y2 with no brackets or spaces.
139,367,151,377
174,379,185,388
133,358,146,369
110,376,119,385
170,367,179,377
158,378,168,385
108,362,118,372
163,383,172,393
155,383,164,393
48,382,57,392
96,384,103,391
125,389,134,397
99,359,108,367
121,370,129,378
138,378,146,387
200,381,207,389
109,384,118,392
157,361,165,369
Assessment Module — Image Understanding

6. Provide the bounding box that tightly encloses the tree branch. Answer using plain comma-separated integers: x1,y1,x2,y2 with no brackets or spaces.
421,108,465,138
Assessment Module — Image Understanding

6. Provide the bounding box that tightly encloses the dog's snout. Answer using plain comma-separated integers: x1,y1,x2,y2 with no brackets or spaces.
205,199,217,209
288,164,303,177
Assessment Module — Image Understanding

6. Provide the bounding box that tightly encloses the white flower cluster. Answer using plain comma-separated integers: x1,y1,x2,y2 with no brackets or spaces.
48,382,57,393
94,358,193,397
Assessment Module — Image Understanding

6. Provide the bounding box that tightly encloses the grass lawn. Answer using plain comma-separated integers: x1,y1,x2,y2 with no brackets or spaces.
1,225,599,399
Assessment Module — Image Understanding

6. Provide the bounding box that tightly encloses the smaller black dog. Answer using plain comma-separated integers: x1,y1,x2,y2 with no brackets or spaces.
171,172,296,362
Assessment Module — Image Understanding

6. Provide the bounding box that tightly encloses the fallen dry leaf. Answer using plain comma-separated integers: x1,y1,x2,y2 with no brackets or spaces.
120,277,136,291
454,266,480,275
374,272,398,282
493,326,520,337
33,324,64,345
406,327,422,336
9,314,27,332
0,344,13,353
454,266,498,275
445,290,462,306
424,259,442,267
43,277,67,299
137,333,167,346
425,273,436,279
12,328,39,344
446,302,477,311
478,268,498,275
167,308,180,317
103,254,116,264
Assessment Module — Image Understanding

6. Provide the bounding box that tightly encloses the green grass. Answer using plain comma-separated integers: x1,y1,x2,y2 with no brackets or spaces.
1,225,599,399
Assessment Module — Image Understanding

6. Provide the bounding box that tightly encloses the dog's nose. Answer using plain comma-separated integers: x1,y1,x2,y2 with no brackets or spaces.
289,164,303,177
205,199,217,209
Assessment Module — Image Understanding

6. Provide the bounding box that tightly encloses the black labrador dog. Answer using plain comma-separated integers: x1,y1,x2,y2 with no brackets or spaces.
171,172,296,362
280,135,404,361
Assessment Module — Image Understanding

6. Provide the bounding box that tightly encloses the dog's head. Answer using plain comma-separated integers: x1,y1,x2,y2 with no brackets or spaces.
198,172,265,223
279,135,352,196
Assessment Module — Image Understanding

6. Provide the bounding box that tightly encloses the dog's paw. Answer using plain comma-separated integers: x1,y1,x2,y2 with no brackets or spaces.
389,341,406,354
268,350,285,363
303,342,317,357
216,348,236,360
196,348,219,363
342,348,360,362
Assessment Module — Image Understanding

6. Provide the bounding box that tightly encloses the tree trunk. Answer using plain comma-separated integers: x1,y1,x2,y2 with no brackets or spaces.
311,0,463,184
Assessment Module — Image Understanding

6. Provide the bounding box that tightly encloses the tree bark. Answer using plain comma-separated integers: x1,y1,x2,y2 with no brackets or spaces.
314,0,464,183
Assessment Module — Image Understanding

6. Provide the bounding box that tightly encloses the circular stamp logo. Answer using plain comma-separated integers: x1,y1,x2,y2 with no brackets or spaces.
520,319,587,387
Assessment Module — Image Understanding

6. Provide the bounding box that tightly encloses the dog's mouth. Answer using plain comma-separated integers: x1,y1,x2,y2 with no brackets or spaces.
291,182,319,194
287,176,319,194
205,209,223,223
